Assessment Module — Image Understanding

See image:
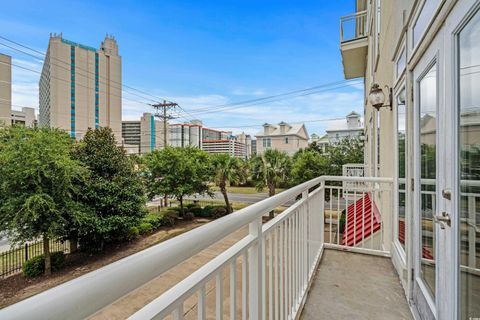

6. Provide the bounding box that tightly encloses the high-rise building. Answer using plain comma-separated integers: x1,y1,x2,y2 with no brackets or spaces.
11,107,36,127
237,132,252,158
122,113,168,154
169,121,203,148
0,53,11,127
39,33,122,141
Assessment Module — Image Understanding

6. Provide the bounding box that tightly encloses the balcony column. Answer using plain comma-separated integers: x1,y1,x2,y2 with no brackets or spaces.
249,216,263,319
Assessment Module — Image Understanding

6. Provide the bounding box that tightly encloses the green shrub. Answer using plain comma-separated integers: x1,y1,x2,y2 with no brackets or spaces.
128,226,140,240
138,222,153,234
23,255,44,278
170,207,183,214
339,209,346,234
200,205,228,218
162,211,178,227
188,206,203,217
184,211,195,221
212,206,227,219
201,205,215,218
23,252,66,278
142,213,163,229
186,203,199,209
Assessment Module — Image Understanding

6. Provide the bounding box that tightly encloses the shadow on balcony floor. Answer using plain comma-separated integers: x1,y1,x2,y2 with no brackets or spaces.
301,249,412,320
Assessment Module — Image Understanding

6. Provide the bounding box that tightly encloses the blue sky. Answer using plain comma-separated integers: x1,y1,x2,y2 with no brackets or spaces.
0,0,363,137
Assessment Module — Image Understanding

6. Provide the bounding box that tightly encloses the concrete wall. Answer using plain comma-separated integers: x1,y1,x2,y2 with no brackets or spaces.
0,54,11,127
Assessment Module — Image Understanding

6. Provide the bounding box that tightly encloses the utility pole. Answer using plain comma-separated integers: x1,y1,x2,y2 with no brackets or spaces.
151,100,178,207
151,100,178,148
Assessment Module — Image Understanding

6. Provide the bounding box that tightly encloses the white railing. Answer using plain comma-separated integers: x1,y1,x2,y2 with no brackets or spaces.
0,175,392,320
340,10,368,43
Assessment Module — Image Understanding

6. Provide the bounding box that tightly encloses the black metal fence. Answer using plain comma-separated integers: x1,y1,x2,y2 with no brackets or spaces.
0,240,68,278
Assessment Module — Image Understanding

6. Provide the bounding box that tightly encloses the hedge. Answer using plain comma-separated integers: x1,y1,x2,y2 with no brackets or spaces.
23,252,66,278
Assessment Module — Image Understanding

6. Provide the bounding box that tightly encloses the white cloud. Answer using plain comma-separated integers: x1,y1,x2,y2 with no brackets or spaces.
231,88,266,97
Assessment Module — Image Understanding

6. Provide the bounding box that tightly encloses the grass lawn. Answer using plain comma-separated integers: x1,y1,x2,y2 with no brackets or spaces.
211,186,286,194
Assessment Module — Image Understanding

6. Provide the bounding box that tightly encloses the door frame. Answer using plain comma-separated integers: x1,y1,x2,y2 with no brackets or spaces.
412,29,444,319
445,1,480,319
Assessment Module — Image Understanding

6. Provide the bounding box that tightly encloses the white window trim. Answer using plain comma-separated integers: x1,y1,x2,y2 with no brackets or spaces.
393,83,407,266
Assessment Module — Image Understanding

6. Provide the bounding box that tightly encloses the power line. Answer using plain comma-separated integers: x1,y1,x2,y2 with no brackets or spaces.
0,36,175,105
176,79,362,114
172,80,363,117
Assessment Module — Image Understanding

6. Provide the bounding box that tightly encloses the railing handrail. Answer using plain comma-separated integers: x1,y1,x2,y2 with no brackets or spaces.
0,175,393,320
340,10,367,21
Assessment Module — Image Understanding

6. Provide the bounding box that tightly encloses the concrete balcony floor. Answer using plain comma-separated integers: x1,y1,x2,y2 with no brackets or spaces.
301,249,413,320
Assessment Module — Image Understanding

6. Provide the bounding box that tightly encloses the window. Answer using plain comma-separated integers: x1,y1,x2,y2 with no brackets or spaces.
396,87,407,252
284,137,289,144
263,137,271,148
412,0,441,48
396,46,406,79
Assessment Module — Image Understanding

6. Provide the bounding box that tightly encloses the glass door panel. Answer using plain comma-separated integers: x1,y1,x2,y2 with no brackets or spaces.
419,63,437,299
397,89,407,251
457,9,480,319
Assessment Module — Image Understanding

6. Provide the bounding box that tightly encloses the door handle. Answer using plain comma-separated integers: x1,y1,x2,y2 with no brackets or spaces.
442,189,451,200
434,212,451,229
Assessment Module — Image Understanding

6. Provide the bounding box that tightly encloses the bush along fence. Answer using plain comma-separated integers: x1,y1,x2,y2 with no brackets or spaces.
0,240,68,278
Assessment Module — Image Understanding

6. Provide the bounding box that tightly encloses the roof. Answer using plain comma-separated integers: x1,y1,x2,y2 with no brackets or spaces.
325,119,364,133
342,193,381,246
346,111,361,118
255,122,308,139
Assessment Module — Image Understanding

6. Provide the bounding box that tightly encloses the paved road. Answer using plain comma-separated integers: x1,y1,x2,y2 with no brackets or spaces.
149,192,348,210
0,237,10,252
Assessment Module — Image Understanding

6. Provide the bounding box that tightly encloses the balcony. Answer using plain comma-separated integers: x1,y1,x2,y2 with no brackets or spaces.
0,176,413,320
340,10,368,79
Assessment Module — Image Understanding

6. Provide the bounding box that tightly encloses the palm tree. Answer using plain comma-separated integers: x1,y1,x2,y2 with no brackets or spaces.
250,149,291,219
211,154,246,214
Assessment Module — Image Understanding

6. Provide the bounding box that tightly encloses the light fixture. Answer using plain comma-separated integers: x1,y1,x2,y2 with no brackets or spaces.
368,83,393,111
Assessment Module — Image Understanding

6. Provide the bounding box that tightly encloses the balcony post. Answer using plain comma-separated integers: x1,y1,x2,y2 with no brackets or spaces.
249,216,263,319
318,184,325,246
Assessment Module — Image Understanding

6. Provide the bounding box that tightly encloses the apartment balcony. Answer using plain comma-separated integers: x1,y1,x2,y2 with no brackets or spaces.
0,176,413,320
340,10,368,79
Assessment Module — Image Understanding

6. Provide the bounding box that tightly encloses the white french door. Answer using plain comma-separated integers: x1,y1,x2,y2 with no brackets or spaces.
412,1,480,319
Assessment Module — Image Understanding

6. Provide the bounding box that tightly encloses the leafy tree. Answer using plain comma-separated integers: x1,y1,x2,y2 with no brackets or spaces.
250,149,291,219
210,154,246,214
322,137,364,176
144,146,212,215
0,126,88,274
71,127,146,250
291,149,329,185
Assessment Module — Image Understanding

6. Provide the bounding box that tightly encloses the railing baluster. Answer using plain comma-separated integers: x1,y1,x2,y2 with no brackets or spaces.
230,262,236,320
198,286,206,320
262,233,266,320
329,187,333,244
242,252,247,320
216,271,224,320
337,188,340,245
283,220,287,320
173,304,184,320
353,190,357,246
274,227,279,320
248,217,262,320
362,191,365,248
268,233,273,320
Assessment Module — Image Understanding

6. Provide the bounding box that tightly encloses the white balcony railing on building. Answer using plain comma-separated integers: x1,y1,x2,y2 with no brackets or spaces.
340,10,368,43
1,176,393,320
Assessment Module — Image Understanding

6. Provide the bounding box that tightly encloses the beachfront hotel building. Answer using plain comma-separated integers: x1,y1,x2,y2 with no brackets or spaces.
39,33,122,141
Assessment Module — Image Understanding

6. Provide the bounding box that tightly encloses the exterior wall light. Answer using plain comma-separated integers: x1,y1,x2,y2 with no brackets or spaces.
368,83,393,111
